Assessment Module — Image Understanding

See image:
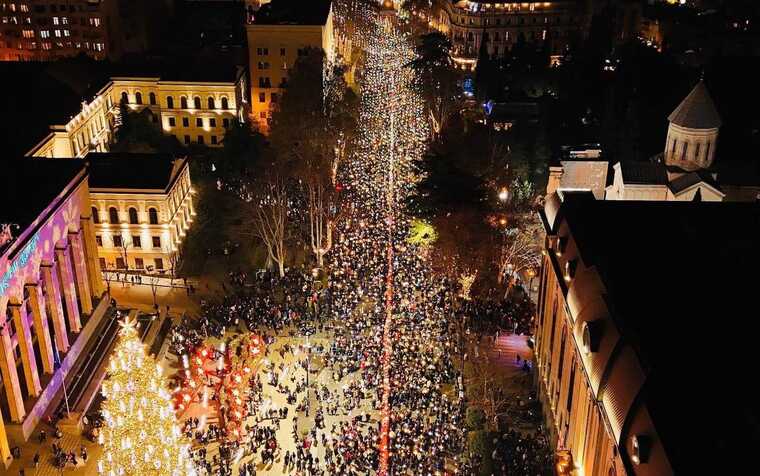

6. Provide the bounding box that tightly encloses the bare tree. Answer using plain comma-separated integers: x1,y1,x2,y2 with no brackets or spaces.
168,251,181,286
498,217,543,295
149,275,161,310
466,354,511,425
306,177,336,268
251,179,291,278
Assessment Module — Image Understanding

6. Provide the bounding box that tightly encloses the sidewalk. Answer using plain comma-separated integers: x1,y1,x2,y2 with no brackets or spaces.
5,427,101,476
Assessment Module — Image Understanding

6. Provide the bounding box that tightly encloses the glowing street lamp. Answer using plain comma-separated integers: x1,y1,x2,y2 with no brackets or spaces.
498,187,509,203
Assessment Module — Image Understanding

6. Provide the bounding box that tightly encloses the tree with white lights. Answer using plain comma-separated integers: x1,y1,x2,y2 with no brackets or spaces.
98,318,195,476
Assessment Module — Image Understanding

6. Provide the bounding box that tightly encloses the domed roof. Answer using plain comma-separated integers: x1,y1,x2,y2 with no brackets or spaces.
668,80,722,130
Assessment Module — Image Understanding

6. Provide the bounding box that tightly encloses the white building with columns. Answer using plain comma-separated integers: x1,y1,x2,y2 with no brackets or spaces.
0,160,106,468
86,153,195,275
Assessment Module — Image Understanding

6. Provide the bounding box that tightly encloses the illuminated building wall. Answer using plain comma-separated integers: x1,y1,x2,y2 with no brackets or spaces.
0,161,105,468
0,0,173,61
438,1,588,70
27,74,248,158
88,156,194,274
534,192,679,476
246,2,334,132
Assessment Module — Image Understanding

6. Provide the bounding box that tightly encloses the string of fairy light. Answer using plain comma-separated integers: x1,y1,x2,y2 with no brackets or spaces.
97,318,196,476
332,1,463,473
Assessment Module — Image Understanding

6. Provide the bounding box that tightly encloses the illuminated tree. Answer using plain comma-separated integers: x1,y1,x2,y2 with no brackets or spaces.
98,318,195,476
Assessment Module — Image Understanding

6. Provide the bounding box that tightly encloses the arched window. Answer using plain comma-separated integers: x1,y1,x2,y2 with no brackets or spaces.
92,206,100,224
128,207,139,224
148,208,159,225
109,207,119,224
194,96,201,109
135,91,143,105
221,97,229,110
167,96,174,109
180,97,188,109
208,97,215,109
120,91,128,104
149,92,156,105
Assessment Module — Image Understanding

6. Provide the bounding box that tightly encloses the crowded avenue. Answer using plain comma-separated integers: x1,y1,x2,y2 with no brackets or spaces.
168,3,467,475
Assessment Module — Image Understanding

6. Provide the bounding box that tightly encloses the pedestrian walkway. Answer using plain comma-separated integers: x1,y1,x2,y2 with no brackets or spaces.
5,429,101,476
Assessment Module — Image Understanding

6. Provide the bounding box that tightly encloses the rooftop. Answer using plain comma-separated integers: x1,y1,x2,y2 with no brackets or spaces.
252,0,332,25
668,80,722,130
86,153,186,192
556,192,760,473
0,160,86,253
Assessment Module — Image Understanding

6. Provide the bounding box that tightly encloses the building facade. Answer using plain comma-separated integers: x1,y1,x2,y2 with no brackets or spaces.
0,161,105,468
87,154,195,275
0,0,173,62
27,73,248,158
436,0,589,70
246,0,334,132
536,191,760,475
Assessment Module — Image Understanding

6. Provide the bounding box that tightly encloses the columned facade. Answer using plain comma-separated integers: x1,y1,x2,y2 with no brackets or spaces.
0,161,105,468
54,245,82,334
40,263,69,353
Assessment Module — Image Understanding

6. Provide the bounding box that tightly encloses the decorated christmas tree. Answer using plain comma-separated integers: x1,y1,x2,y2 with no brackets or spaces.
98,317,196,476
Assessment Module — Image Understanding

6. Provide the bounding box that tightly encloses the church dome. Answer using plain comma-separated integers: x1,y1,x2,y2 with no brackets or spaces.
667,80,722,130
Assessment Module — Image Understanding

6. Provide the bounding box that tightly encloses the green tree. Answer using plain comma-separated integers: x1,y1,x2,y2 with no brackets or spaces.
407,32,459,137
112,105,180,154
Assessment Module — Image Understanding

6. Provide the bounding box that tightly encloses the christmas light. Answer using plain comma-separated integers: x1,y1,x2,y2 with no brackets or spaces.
98,317,196,476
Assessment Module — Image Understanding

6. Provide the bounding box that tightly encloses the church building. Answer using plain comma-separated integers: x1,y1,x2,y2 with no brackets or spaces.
548,81,760,202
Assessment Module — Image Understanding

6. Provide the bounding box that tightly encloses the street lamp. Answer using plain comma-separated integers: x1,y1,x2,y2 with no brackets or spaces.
498,187,509,203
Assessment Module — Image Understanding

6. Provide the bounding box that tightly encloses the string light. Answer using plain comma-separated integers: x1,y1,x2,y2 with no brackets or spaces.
98,317,197,476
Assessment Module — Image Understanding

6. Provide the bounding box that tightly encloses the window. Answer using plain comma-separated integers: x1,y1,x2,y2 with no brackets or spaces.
40,30,49,38
280,47,286,56
211,135,218,145
221,97,229,109
695,142,701,161
208,97,215,109
53,16,60,25
115,257,126,269
99,257,106,269
148,208,159,224
154,258,164,270
132,236,142,248
168,117,176,127
196,117,203,127
682,142,688,161
198,135,204,145
184,135,190,144
96,235,103,247
121,91,128,104
135,91,142,104
167,96,174,109
92,206,100,224
152,236,161,248
256,47,268,55
222,118,230,128
182,117,189,127
134,258,144,269
113,235,123,247
109,207,119,224
193,96,201,109
180,97,188,109
209,118,216,127
149,92,156,105
259,92,266,103
128,207,138,224
271,93,278,104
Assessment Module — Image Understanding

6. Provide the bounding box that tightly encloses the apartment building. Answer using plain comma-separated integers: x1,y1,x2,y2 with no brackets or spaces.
246,0,334,132
0,0,173,61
